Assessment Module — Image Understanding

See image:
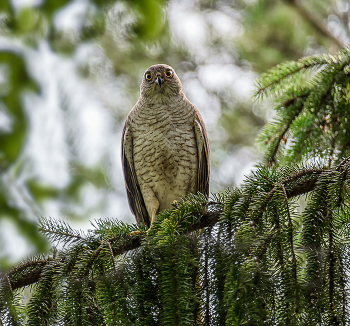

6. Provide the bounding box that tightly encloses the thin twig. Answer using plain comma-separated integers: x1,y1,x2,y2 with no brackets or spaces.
5,274,12,293
281,183,299,312
83,243,105,277
39,229,85,241
106,241,116,272
336,155,350,171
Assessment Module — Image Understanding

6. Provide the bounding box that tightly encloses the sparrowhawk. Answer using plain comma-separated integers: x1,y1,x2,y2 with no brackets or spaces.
122,64,210,228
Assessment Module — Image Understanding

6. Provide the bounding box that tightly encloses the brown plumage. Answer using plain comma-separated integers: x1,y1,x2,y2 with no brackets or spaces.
122,64,210,228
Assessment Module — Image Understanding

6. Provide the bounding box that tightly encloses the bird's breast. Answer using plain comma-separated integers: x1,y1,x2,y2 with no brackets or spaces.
131,105,197,185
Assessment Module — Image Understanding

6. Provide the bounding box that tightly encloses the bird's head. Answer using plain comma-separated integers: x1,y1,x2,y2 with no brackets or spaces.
140,64,182,100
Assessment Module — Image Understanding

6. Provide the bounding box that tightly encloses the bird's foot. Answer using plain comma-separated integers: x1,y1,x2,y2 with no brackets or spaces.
130,230,143,235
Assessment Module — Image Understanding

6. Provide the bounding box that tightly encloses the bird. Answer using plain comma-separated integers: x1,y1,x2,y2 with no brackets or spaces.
121,64,210,229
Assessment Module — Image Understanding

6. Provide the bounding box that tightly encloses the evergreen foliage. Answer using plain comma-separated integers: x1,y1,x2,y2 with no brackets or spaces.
3,47,350,325
256,46,350,166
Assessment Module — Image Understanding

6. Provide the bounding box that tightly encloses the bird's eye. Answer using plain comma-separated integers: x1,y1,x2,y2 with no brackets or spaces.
165,70,172,78
145,73,152,81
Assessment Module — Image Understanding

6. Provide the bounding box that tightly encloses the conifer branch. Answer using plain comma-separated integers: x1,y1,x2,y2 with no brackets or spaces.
40,229,85,240
5,275,12,293
83,243,105,277
255,65,305,97
6,159,350,294
106,241,116,272
336,156,350,171
281,183,299,312
8,260,50,277
257,233,274,262
254,168,323,225
268,107,301,165
329,212,334,312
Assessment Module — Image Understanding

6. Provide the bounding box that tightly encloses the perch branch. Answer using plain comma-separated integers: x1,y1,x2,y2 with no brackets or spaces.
5,164,342,291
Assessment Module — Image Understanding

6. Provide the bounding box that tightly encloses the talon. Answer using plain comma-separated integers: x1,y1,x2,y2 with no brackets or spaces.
173,200,178,208
130,230,143,235
151,208,157,224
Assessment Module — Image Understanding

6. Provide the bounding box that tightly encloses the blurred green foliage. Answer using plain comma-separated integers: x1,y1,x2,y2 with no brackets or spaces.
0,0,166,267
0,52,35,167
239,0,339,73
0,52,46,269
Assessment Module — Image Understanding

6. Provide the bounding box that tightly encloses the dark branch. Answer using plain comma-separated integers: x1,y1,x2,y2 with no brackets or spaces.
7,210,218,291
10,268,44,291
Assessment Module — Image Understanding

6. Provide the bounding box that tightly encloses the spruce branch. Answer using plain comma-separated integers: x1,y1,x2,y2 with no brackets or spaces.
6,160,350,293
256,232,274,262
8,259,49,275
258,46,350,166
281,183,299,312
329,212,334,311
255,62,319,100
5,274,12,293
106,240,116,272
336,156,350,171
253,168,323,225
82,242,105,277
38,217,86,246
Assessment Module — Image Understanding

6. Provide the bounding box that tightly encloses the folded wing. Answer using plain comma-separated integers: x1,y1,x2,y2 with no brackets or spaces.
194,109,210,197
121,121,150,227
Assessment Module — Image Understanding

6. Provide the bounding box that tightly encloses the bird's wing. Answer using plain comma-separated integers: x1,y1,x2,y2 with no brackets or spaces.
194,109,210,197
121,121,150,227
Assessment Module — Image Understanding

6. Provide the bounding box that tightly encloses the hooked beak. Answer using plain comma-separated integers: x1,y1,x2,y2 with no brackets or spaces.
155,76,163,87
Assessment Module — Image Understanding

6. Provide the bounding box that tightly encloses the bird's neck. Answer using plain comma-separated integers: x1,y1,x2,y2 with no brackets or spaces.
142,91,185,106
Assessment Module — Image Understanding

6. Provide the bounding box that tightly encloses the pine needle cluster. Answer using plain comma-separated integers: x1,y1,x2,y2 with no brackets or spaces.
2,46,350,325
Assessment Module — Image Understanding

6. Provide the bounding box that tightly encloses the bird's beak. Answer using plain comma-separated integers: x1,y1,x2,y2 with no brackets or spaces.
155,76,163,87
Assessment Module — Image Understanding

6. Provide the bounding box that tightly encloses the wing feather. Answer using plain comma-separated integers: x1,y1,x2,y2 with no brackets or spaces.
194,109,210,197
121,121,150,227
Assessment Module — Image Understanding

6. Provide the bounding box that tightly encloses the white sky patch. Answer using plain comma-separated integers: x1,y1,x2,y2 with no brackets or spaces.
24,42,70,188
0,103,12,132
0,219,36,265
182,75,221,131
11,0,43,10
197,64,257,99
54,0,90,32
168,2,207,54
205,10,243,38
211,146,260,192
